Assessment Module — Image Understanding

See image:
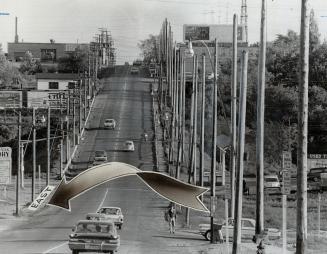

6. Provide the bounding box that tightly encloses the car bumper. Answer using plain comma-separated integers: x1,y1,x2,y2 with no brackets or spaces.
104,125,115,129
68,241,119,252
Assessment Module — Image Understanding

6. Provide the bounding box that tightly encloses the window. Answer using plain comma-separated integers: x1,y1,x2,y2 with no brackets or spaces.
49,82,59,89
41,49,56,61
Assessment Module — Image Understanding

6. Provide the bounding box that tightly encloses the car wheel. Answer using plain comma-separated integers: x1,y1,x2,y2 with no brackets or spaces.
205,230,211,241
72,250,79,254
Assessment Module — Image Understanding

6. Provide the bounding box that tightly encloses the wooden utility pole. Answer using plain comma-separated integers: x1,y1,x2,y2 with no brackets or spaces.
46,107,50,186
32,107,36,201
15,111,21,216
230,14,238,219
297,0,309,252
255,0,266,236
210,39,218,244
193,56,198,184
200,54,206,191
232,50,248,254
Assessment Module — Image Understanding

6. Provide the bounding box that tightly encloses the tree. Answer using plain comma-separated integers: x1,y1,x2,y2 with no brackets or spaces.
138,34,159,65
19,51,43,74
0,54,24,89
309,9,320,52
58,48,89,73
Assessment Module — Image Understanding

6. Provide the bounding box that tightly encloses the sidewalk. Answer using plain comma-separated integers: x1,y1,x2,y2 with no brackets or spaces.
152,81,287,254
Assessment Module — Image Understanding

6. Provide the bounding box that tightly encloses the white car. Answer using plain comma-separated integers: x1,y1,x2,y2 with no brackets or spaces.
97,207,124,230
104,119,116,129
264,175,281,189
199,218,281,241
93,150,108,166
124,140,135,152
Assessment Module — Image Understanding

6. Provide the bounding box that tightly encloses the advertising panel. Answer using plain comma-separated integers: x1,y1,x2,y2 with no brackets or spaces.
27,90,68,109
0,91,22,108
0,147,12,185
308,154,327,170
184,25,210,41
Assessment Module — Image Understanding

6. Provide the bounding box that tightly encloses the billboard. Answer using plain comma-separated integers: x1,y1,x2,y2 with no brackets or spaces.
184,26,210,41
0,91,22,108
0,147,12,185
308,154,327,171
27,90,68,109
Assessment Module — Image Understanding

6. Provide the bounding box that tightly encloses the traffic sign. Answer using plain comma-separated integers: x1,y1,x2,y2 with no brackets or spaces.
28,185,55,211
0,147,12,185
282,151,291,195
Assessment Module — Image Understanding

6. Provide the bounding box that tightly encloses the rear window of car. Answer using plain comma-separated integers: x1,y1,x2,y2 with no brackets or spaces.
310,168,327,174
76,223,113,233
105,119,113,123
266,177,279,182
95,151,106,157
100,208,119,215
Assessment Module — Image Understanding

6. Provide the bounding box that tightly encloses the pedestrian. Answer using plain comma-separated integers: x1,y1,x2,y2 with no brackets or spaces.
167,203,176,234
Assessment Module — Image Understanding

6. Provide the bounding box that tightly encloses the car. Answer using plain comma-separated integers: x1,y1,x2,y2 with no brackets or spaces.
124,140,135,152
97,207,124,229
307,167,327,182
85,213,107,222
93,150,108,166
69,220,120,254
130,67,139,74
264,175,280,189
104,119,116,129
199,218,281,241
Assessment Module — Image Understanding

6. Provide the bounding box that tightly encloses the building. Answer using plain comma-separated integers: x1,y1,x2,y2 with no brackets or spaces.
7,42,89,62
36,73,80,90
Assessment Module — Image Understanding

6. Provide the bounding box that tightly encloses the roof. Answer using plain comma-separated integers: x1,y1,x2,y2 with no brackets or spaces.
36,73,80,80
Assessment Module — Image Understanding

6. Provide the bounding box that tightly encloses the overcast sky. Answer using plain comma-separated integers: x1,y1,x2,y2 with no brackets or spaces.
1,0,327,64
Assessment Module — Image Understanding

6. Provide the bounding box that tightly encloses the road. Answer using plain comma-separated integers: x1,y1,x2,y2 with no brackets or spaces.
0,70,208,254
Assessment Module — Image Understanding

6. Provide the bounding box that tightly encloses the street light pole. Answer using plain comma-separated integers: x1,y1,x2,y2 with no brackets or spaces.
46,107,50,186
200,54,206,192
15,111,21,216
210,39,218,244
32,107,36,201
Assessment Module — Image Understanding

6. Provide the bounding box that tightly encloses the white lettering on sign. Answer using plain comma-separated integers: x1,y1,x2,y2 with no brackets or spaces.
282,151,291,195
28,185,55,211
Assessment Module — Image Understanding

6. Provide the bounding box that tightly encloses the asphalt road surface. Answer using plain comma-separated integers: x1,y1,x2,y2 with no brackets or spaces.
0,70,207,254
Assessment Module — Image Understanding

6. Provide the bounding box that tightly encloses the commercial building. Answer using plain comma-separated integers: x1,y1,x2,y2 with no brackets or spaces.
36,73,80,90
7,42,89,62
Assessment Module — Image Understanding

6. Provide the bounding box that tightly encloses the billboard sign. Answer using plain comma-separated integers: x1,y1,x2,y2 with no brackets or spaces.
0,147,12,185
184,25,210,41
0,91,22,108
308,154,327,171
27,91,68,109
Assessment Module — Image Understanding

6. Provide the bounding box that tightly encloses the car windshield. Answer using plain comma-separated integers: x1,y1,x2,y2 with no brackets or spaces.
266,178,278,182
75,223,114,234
105,119,113,123
95,151,106,157
100,208,119,215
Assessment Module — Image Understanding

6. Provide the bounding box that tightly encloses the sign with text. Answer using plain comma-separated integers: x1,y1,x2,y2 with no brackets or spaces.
184,25,210,41
0,147,12,185
28,185,55,211
282,151,291,195
225,171,231,199
27,91,68,109
0,91,22,108
308,154,327,171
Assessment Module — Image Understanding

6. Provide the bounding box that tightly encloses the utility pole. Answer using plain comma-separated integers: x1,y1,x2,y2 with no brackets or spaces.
189,56,196,177
193,56,198,185
32,107,36,201
66,96,70,163
210,39,218,244
230,14,238,219
297,0,309,253
73,98,76,147
79,80,82,140
200,54,206,191
255,0,266,237
60,96,63,177
15,111,21,216
46,107,50,186
232,50,248,254
84,73,87,120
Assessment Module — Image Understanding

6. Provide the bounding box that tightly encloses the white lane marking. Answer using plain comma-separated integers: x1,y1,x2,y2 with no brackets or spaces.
96,188,109,212
42,241,67,254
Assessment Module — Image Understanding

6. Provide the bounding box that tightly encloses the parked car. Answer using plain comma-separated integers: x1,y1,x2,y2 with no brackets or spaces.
307,167,327,182
264,175,280,189
97,207,124,229
85,213,107,221
93,150,108,166
124,140,135,152
69,220,120,254
199,218,281,241
130,67,139,74
104,119,116,129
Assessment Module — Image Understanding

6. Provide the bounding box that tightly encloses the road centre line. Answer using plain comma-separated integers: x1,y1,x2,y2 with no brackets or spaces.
96,188,109,212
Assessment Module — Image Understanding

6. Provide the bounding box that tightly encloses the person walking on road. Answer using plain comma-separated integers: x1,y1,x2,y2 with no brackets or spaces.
167,204,176,234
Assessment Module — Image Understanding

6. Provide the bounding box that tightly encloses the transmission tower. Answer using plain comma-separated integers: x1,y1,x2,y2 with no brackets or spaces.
241,0,248,43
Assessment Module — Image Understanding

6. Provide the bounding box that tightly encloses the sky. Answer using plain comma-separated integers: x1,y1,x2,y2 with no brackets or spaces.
1,0,327,64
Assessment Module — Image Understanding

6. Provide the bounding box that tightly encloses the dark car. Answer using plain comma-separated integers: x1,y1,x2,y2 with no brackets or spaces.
307,167,327,182
69,220,120,254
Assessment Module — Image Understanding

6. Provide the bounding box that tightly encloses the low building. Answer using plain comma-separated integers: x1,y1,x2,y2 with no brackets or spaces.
7,42,89,62
36,73,80,90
